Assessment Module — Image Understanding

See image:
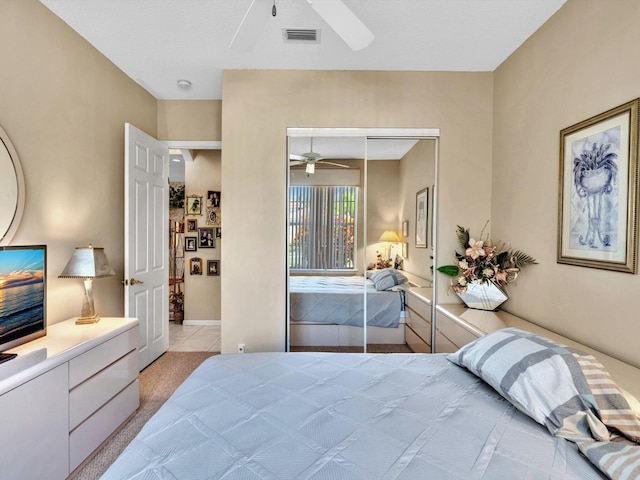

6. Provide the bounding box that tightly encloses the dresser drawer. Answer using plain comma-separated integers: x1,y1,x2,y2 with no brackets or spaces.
435,312,480,351
434,330,459,353
69,379,139,472
406,325,430,353
69,326,138,388
406,307,432,346
405,292,431,322
69,349,139,430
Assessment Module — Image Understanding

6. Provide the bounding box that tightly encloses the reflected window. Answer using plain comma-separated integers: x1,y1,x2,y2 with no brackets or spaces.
289,186,357,270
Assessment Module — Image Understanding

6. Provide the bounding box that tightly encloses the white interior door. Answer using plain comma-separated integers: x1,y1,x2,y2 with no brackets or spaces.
124,123,169,370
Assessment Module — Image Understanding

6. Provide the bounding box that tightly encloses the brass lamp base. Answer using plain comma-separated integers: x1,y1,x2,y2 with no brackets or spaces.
76,314,100,325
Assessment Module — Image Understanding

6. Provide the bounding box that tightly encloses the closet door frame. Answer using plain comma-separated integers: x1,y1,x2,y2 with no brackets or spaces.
286,127,441,353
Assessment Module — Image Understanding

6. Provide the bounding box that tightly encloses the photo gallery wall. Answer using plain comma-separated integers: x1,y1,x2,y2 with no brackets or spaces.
185,190,221,275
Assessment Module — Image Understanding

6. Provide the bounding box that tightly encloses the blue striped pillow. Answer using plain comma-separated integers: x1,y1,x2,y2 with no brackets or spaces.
370,268,407,291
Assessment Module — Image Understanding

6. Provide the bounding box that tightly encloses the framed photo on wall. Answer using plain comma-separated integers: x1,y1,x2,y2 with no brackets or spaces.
207,191,221,208
558,98,639,273
186,195,202,216
198,227,215,248
207,260,220,276
415,187,428,248
185,236,197,252
187,219,197,232
190,257,202,275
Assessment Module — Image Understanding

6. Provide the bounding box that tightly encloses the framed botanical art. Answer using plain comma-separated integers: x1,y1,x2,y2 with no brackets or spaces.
415,187,428,248
558,98,639,273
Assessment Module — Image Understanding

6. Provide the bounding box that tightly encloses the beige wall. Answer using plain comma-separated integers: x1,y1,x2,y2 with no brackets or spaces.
221,70,494,353
0,0,157,325
399,140,436,280
157,100,222,141
367,160,401,267
184,150,222,321
492,0,640,366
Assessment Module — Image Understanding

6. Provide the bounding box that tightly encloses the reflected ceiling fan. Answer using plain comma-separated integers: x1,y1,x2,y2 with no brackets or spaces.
230,0,374,52
290,138,350,174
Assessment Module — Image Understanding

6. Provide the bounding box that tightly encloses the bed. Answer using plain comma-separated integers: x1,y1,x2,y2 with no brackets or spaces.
102,328,640,480
289,270,408,346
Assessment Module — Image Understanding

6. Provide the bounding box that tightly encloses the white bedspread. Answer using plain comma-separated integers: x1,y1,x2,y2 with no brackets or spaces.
289,276,401,328
102,353,606,480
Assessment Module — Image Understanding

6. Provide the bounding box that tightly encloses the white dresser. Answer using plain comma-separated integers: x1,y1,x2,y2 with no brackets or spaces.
0,317,139,479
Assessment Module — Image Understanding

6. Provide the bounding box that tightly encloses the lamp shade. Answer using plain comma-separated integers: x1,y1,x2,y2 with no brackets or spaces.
379,231,401,243
59,246,115,279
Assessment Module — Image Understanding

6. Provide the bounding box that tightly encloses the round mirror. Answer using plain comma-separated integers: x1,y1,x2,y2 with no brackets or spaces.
0,125,25,245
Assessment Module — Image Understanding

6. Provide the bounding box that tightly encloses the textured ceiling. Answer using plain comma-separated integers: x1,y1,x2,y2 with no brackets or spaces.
38,0,566,100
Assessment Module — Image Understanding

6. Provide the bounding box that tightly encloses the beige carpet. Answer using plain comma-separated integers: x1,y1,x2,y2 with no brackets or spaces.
71,351,217,480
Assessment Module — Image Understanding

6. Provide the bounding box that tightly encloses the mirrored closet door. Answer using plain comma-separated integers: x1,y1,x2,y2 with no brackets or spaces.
287,128,439,354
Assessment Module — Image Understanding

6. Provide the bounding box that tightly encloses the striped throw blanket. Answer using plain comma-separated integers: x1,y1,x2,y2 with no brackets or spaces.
448,328,640,480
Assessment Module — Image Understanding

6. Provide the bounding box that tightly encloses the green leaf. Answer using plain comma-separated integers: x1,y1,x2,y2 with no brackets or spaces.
455,225,470,251
437,265,459,276
509,250,538,268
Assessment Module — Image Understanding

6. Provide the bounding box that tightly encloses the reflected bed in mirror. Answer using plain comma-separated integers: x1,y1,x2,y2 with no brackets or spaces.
0,125,25,246
287,129,439,354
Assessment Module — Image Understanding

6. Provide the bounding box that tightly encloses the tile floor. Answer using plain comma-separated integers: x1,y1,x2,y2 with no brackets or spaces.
168,322,221,352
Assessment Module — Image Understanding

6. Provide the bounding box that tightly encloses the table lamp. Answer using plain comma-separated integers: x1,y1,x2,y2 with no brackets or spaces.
59,245,115,324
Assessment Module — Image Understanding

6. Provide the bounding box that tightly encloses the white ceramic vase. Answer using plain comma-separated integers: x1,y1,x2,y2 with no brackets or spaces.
457,281,508,311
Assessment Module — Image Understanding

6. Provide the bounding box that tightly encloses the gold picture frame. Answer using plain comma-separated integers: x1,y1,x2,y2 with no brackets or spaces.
558,99,639,273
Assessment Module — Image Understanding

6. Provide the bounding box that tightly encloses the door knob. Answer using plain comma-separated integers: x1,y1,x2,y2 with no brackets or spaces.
130,278,144,285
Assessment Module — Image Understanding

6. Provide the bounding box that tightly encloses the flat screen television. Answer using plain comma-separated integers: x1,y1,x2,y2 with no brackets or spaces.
0,245,46,361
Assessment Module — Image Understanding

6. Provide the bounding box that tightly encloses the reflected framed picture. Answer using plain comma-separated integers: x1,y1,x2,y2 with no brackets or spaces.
415,187,428,248
558,99,639,273
402,220,409,237
402,242,408,259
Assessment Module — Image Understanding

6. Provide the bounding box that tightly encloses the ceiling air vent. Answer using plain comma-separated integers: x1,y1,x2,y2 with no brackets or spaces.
283,29,320,44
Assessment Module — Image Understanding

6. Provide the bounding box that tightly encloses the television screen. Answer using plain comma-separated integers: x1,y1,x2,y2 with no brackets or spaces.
0,245,46,353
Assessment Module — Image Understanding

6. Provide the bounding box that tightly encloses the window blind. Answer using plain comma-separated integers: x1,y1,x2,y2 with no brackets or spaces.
289,186,357,270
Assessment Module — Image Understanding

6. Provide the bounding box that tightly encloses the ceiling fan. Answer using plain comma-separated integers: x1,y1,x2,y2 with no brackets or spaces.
230,0,374,52
290,138,350,174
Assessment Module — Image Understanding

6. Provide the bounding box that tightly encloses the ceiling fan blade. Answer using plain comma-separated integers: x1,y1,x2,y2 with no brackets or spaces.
229,0,271,52
307,0,374,51
290,154,307,161
289,160,305,166
318,160,350,168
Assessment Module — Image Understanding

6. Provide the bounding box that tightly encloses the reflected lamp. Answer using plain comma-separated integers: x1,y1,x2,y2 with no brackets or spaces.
379,230,401,260
59,246,115,324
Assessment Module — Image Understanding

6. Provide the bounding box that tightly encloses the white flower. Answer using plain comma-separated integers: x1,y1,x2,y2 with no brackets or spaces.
483,268,494,277
458,260,469,269
457,276,467,286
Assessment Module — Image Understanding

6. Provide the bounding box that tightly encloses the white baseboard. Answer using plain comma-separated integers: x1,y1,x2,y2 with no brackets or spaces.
182,320,220,326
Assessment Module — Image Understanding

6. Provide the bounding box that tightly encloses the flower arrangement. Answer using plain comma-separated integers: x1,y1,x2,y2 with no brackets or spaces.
437,225,537,293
